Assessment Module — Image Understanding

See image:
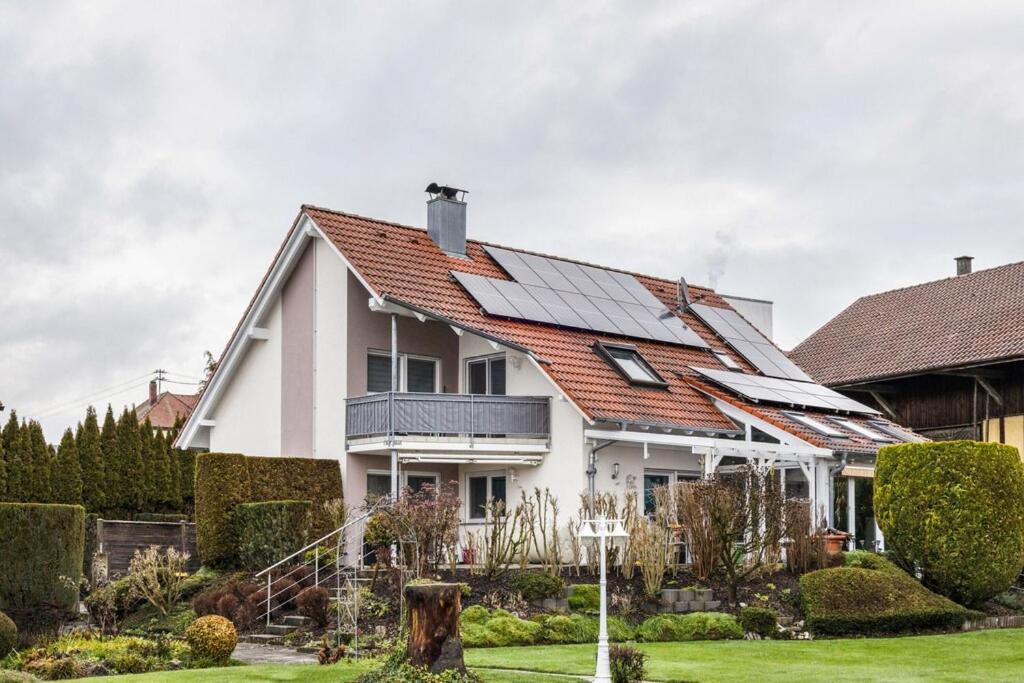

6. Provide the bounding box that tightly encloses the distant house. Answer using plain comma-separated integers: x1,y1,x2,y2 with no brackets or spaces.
137,380,198,431
791,256,1024,456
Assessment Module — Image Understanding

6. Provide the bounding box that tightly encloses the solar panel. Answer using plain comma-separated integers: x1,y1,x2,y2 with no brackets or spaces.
692,366,880,415
470,246,709,349
690,303,813,381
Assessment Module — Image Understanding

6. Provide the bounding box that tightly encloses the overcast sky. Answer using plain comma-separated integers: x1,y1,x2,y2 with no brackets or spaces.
3,1,1024,441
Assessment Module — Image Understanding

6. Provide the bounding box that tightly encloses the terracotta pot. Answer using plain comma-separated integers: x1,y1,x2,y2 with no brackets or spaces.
823,533,848,556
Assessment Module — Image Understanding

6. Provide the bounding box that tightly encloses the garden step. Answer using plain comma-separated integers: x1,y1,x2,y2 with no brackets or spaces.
282,615,312,627
264,624,298,636
240,634,285,646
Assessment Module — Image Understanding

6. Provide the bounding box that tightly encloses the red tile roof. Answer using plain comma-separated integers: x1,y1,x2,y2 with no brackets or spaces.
137,392,198,430
305,205,902,449
790,261,1024,386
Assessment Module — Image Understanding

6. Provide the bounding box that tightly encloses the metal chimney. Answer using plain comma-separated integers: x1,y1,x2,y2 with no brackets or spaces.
425,183,468,256
955,255,973,276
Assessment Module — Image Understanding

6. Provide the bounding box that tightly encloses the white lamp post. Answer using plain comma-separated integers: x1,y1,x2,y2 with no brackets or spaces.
579,517,629,683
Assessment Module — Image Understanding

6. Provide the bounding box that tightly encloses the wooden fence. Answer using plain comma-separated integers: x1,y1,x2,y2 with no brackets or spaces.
962,614,1024,631
96,519,200,577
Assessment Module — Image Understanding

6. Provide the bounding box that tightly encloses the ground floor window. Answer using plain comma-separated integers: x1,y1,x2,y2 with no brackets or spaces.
366,470,440,502
467,472,507,520
643,470,700,515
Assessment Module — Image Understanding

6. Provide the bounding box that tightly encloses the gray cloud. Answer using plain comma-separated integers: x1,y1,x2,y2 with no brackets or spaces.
2,0,1024,439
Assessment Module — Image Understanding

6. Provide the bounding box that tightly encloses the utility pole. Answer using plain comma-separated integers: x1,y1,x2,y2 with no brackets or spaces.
154,369,167,395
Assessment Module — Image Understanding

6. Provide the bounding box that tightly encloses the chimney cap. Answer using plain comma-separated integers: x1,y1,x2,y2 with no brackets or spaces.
955,255,974,276
425,183,467,202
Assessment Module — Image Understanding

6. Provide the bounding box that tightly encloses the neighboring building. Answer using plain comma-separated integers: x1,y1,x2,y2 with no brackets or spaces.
791,257,1024,455
137,380,198,430
177,185,919,551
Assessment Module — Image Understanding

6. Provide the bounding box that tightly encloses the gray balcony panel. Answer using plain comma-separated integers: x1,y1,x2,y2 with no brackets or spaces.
346,393,550,440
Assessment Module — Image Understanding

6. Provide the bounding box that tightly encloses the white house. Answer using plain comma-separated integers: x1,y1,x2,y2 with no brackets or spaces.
177,185,919,546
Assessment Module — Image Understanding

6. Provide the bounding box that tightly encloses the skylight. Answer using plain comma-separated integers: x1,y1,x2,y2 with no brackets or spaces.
713,351,742,371
596,342,667,387
867,420,926,443
783,412,848,437
830,417,892,442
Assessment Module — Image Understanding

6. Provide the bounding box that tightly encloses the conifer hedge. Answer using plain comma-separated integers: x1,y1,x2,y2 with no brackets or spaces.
0,503,85,630
194,453,343,567
874,440,1024,606
235,500,313,570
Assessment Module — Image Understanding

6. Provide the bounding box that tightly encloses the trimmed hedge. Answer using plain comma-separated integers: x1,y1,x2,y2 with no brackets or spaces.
512,572,564,601
235,500,312,570
739,607,778,637
460,607,633,647
567,583,600,611
83,513,99,579
0,610,16,656
194,453,343,567
635,612,743,642
0,503,85,631
874,441,1024,606
134,512,189,522
801,553,968,636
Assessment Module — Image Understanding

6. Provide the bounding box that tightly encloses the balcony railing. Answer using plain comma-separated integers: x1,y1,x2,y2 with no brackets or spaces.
345,392,551,440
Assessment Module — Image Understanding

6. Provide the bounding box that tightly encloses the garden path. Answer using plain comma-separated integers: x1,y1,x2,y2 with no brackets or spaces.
232,642,317,665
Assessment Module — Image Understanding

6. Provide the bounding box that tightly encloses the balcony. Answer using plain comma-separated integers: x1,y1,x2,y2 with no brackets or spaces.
345,392,551,463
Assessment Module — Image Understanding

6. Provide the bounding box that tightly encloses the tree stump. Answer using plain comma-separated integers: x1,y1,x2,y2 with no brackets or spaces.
405,582,465,673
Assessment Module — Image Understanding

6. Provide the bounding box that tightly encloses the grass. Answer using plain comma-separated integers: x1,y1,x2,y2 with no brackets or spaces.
68,629,1024,682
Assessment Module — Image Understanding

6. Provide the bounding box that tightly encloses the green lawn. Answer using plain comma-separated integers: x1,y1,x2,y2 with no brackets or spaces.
79,629,1024,682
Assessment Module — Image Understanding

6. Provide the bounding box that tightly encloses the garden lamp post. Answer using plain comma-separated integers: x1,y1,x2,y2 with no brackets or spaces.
579,517,629,683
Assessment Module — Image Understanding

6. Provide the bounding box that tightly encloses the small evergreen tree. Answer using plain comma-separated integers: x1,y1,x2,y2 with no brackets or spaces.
0,422,6,501
161,430,183,510
77,407,105,511
99,406,120,514
139,419,156,509
27,420,52,502
52,428,83,504
3,414,28,501
116,407,144,512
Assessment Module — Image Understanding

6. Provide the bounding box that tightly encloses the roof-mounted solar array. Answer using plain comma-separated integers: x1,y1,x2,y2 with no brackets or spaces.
690,303,812,381
692,366,880,415
451,247,709,349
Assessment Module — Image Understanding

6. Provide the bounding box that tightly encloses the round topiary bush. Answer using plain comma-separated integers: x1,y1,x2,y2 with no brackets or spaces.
874,441,1024,606
0,610,17,655
738,606,778,637
511,572,564,602
185,615,238,662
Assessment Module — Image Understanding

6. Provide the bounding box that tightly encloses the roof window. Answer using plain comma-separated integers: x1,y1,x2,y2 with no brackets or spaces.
783,411,848,437
713,351,742,371
830,417,892,442
867,420,926,443
596,342,667,388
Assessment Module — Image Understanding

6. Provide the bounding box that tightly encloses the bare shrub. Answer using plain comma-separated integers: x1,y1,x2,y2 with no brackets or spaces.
631,517,669,598
477,498,529,579
126,545,190,616
676,481,722,581
784,499,828,574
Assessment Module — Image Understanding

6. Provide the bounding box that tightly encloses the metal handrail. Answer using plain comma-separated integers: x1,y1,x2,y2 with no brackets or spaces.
254,500,383,579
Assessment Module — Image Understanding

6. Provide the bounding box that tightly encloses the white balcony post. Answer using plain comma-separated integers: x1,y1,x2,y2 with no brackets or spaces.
846,476,856,549
390,313,399,503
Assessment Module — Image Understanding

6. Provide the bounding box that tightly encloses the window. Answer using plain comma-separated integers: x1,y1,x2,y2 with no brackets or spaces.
713,351,742,371
367,352,439,393
466,356,506,395
643,473,670,515
830,417,892,442
783,412,848,437
595,342,667,387
467,473,508,520
406,472,439,494
367,471,440,501
868,420,926,443
366,472,391,502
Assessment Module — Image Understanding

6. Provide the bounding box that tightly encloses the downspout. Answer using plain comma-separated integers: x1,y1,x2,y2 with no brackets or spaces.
390,314,399,502
586,440,617,515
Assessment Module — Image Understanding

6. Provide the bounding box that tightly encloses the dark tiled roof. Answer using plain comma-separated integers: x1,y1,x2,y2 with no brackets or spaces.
790,261,1024,386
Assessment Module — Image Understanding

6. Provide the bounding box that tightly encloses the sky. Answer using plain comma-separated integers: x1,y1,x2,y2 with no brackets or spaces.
3,1,1024,441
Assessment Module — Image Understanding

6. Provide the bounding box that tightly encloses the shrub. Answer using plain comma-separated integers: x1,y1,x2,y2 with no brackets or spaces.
0,610,16,656
135,512,189,522
610,644,647,683
194,453,343,567
512,572,564,602
0,503,85,631
800,555,968,636
460,605,490,624
636,612,743,642
185,614,237,662
739,606,778,637
0,671,37,682
534,613,631,644
874,440,1024,606
235,500,312,570
296,586,329,627
567,583,600,611
192,580,261,628
126,545,191,616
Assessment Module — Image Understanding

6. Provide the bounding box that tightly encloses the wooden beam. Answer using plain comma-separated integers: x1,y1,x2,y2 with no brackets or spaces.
868,390,900,421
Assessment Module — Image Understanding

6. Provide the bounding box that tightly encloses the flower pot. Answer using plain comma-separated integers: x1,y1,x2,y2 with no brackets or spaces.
823,533,848,556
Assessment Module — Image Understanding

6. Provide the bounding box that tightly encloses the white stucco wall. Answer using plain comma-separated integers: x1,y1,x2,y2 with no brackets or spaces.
209,298,283,455
314,237,348,461
457,333,589,525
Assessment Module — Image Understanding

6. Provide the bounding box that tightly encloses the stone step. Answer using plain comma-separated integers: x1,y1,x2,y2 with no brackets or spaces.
264,624,298,636
282,615,311,627
240,634,285,646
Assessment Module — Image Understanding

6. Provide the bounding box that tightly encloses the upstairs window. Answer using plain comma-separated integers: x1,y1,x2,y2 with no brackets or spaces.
367,352,439,393
830,417,892,442
596,342,667,388
783,411,848,437
467,355,506,395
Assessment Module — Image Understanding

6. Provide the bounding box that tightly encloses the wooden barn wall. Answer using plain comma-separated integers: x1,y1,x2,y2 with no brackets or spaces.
843,361,1024,433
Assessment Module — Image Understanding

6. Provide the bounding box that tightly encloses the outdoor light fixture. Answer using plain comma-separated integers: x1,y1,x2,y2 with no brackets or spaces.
612,463,620,480
578,517,629,683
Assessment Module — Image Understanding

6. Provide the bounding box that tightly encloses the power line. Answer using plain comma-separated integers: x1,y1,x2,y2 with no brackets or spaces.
34,381,151,420
25,372,155,417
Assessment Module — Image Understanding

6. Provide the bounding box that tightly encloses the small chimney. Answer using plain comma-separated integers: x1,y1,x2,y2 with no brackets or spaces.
425,183,468,256
955,255,973,276
149,380,158,406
